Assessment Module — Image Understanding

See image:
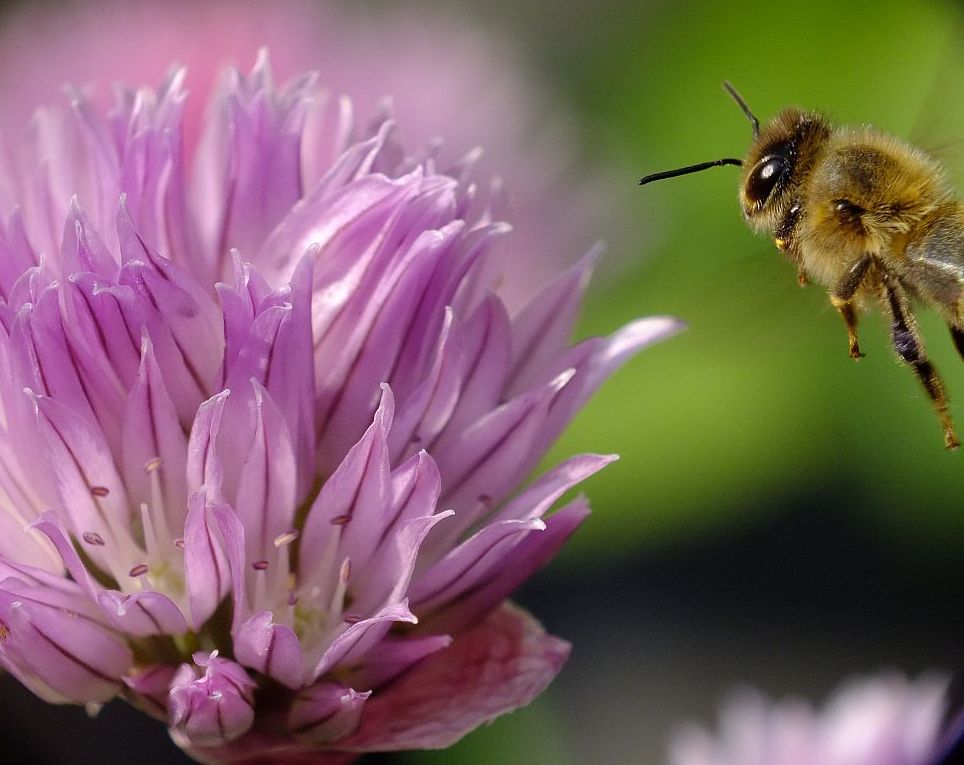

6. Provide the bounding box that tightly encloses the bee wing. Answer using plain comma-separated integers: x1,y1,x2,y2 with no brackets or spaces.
903,214,964,323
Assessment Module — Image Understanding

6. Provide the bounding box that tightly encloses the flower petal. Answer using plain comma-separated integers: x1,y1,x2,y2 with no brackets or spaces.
234,611,305,690
531,315,685,459
288,681,371,745
408,517,545,614
0,577,132,704
169,653,256,748
299,386,393,586
186,390,230,498
343,634,452,690
29,391,138,576
97,589,188,636
123,663,178,721
183,492,232,629
418,498,590,636
339,602,569,751
122,332,189,527
310,600,416,682
430,369,574,547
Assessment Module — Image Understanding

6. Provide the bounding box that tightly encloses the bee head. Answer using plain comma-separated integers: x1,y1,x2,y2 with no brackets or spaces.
740,106,831,234
639,84,832,238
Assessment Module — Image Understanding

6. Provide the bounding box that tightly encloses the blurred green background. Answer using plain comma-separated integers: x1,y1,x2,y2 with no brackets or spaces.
0,1,960,764
537,0,964,557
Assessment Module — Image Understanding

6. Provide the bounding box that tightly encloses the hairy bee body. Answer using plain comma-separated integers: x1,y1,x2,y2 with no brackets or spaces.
748,115,963,312
640,87,964,448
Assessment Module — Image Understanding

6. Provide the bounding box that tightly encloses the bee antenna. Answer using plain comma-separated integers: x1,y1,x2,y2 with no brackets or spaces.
638,157,742,185
723,81,760,137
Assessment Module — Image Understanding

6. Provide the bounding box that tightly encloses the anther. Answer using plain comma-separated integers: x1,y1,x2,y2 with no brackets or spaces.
173,538,185,550
82,532,105,546
343,614,362,625
273,530,300,548
330,514,351,526
129,563,149,578
252,560,270,571
90,486,110,497
144,457,163,473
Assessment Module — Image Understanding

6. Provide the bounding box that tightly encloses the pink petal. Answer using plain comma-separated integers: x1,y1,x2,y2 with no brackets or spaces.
261,255,317,499
234,611,305,690
320,223,459,457
339,602,570,751
288,681,371,745
299,387,393,585
430,369,573,547
60,273,141,390
387,307,464,463
418,498,589,636
409,517,545,614
436,294,511,440
29,392,134,569
122,333,189,527
492,452,616,523
124,663,178,721
183,492,231,629
0,208,38,300
169,653,256,748
232,382,297,564
186,390,230,498
33,510,188,636
11,288,101,430
0,501,58,571
97,589,188,636
60,199,117,278
349,511,452,617
343,634,452,690
0,578,132,704
532,316,685,459
311,600,416,681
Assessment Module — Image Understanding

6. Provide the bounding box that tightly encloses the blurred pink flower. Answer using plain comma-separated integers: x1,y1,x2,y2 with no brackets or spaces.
0,48,679,763
667,674,955,765
0,0,610,309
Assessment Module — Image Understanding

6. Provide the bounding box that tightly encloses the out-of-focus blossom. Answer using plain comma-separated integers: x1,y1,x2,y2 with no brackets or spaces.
667,674,956,765
0,49,679,763
0,0,615,309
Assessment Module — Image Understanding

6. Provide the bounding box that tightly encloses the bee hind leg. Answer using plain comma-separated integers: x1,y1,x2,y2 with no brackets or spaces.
830,253,874,359
881,275,959,450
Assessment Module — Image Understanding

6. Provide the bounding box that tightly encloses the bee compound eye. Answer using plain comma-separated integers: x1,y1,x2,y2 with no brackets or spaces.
746,154,786,206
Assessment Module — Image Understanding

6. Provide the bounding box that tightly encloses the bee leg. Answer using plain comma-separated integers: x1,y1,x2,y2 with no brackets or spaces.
881,275,960,450
950,324,964,362
829,253,873,359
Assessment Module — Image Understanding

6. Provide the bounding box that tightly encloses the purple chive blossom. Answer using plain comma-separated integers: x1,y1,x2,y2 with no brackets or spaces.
667,674,955,765
0,52,680,762
0,0,617,311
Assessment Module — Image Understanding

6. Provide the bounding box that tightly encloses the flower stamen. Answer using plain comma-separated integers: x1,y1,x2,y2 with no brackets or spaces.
273,530,299,548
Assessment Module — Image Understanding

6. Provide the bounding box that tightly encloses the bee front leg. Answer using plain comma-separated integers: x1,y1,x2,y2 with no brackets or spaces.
880,275,960,450
829,253,873,359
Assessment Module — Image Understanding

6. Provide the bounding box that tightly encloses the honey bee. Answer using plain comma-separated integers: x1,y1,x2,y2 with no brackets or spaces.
640,83,964,449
